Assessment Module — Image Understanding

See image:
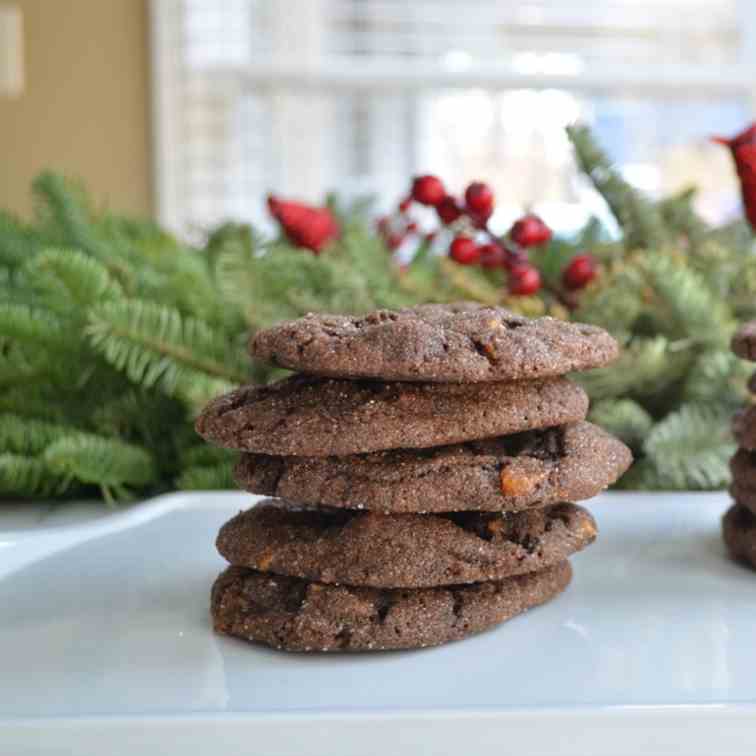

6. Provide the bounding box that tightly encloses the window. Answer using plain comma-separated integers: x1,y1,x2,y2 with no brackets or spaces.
150,0,755,237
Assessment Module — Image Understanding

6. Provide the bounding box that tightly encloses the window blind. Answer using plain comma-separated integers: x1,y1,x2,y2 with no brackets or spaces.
151,0,753,236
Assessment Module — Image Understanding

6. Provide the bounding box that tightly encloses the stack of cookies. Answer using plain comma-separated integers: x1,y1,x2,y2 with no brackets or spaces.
724,320,756,566
197,303,632,652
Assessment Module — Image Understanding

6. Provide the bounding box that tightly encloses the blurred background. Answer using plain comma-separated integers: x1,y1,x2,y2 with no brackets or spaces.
1,0,753,237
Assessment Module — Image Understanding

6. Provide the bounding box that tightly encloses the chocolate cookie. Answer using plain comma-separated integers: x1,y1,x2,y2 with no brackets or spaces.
722,504,756,569
216,501,595,588
729,477,756,516
748,371,756,395
732,406,756,451
251,303,619,383
732,321,756,362
235,422,631,513
210,561,572,651
730,448,756,490
196,374,589,457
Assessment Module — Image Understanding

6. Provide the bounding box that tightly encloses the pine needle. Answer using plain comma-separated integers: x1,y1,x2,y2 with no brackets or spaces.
576,336,690,400
23,247,123,310
86,299,249,407
0,453,71,497
176,461,235,490
643,404,735,489
588,399,654,448
43,435,156,491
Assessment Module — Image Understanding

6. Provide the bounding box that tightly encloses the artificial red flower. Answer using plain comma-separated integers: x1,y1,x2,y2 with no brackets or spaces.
268,195,339,253
712,123,756,232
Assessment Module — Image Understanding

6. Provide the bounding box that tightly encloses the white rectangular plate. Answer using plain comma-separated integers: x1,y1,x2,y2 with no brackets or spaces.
2,491,755,756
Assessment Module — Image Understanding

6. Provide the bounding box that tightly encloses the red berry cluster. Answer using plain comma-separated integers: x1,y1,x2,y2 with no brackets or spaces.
377,174,598,299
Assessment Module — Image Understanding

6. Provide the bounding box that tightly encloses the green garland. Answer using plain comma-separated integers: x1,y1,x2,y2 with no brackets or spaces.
0,126,753,501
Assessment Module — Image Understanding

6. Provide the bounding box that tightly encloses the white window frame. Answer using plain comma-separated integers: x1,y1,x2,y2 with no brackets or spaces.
149,0,756,233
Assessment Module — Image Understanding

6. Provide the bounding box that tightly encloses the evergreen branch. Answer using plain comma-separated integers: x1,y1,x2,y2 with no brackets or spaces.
588,399,654,448
0,413,76,455
0,211,44,268
576,261,645,342
180,444,236,468
216,243,378,327
0,346,47,389
657,187,708,251
23,247,123,311
0,303,80,351
437,258,502,305
682,350,751,404
643,403,735,489
614,458,669,491
43,435,156,501
638,255,734,345
575,336,690,400
567,124,668,250
0,453,71,497
32,172,111,260
86,299,249,406
32,172,138,288
176,461,235,490
0,386,56,420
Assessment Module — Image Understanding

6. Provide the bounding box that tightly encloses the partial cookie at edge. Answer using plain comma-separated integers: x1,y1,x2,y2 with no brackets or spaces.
732,320,756,362
723,504,756,569
732,406,756,451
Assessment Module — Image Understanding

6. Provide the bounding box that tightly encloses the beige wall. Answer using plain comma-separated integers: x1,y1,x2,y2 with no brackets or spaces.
0,0,153,218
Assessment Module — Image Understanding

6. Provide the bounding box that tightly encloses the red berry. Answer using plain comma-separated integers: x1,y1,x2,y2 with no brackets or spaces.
504,248,527,270
449,236,480,265
562,254,597,290
411,175,446,206
406,221,418,233
436,195,463,224
387,233,405,251
398,196,412,213
510,214,552,247
478,243,508,269
465,182,494,216
468,209,493,229
508,264,541,296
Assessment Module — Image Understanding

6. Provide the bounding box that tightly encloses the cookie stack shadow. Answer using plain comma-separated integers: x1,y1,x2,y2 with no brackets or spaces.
724,320,756,567
196,304,632,652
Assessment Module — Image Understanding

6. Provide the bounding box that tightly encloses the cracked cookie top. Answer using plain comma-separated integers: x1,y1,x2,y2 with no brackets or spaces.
250,302,619,383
